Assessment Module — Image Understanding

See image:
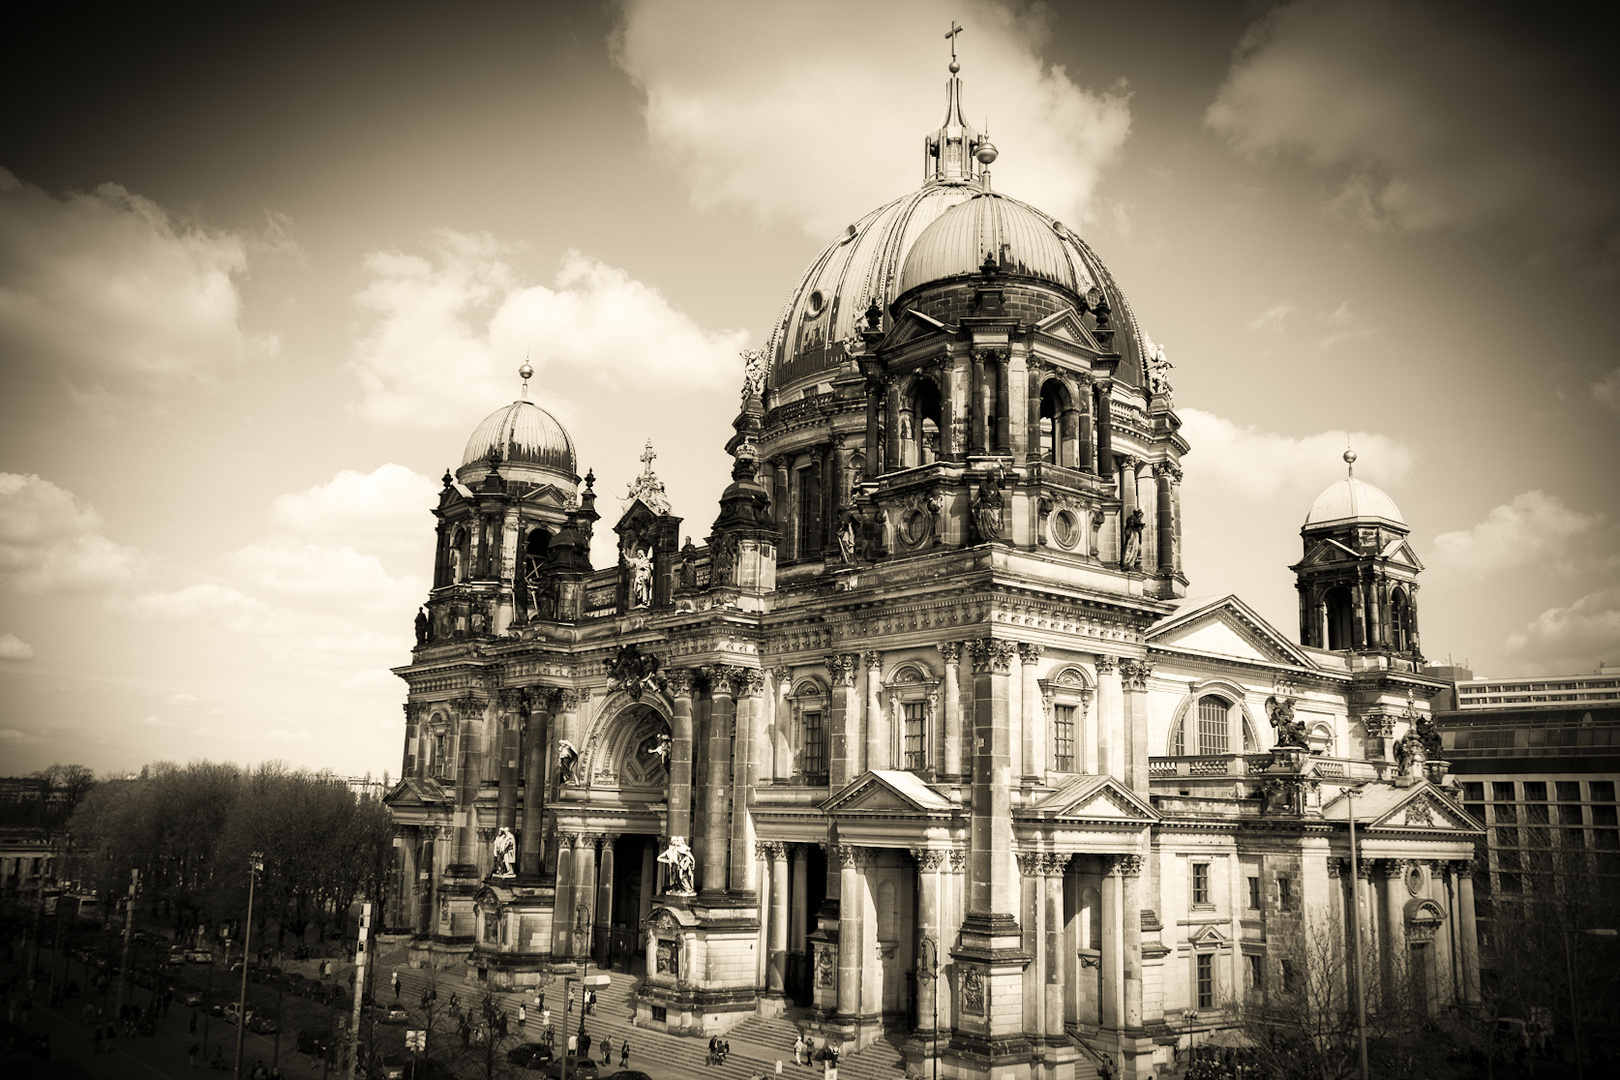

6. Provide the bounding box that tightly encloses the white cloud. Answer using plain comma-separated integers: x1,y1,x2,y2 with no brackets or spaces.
350,235,749,429
611,0,1132,236
1506,587,1620,671
226,542,423,615
120,582,275,633
1247,301,1295,333
269,464,438,551
1432,491,1603,576
1205,2,1620,265
0,473,145,593
0,167,275,379
1594,368,1620,413
0,729,42,744
1316,300,1377,351
164,693,199,706
1177,410,1414,502
0,632,34,661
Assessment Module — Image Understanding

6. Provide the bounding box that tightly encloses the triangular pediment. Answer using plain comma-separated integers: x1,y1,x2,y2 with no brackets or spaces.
1147,595,1314,668
1189,923,1229,945
615,499,662,533
383,776,449,808
821,769,955,816
1024,774,1159,824
1380,538,1425,571
1034,307,1106,353
1323,782,1483,833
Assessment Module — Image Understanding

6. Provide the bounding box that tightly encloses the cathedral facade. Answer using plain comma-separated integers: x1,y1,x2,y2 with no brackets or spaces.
385,63,1482,1080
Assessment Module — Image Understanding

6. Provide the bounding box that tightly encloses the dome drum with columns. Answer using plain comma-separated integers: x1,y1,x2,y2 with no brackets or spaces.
386,42,1475,1080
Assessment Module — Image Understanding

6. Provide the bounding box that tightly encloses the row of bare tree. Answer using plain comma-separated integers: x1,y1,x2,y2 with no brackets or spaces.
63,760,394,949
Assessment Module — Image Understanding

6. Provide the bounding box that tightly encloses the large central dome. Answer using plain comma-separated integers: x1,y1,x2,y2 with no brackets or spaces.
766,69,1147,396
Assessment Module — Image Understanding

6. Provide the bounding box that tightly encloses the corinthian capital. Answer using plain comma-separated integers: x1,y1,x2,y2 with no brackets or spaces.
1094,654,1117,675
1017,642,1044,665
1118,658,1154,692
968,639,1018,675
665,668,696,698
938,641,964,665
911,848,947,872
829,653,860,687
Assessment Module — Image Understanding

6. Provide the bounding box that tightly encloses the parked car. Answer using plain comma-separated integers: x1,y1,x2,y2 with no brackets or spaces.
505,1042,554,1069
544,1058,598,1080
367,1053,408,1079
186,948,213,964
379,1003,408,1024
605,1072,653,1080
297,1028,334,1056
180,990,204,1007
168,947,188,966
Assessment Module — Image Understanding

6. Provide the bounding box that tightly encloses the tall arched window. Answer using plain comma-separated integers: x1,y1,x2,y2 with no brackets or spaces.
905,378,943,467
1324,585,1354,650
1390,587,1411,653
1196,696,1229,756
1169,694,1256,755
1039,381,1063,464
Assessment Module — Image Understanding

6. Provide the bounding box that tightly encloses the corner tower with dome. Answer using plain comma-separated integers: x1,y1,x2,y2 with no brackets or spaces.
384,48,1481,1080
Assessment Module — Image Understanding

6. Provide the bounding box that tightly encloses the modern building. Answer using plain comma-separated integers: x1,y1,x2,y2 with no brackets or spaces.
385,56,1483,1079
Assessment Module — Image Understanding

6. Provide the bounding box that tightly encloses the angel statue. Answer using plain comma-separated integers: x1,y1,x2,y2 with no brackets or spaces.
640,730,673,769
557,740,581,786
491,826,516,878
1266,695,1309,750
658,835,696,895
1146,341,1174,401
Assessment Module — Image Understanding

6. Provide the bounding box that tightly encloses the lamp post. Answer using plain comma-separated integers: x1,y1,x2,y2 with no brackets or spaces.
1344,783,1370,1080
917,936,939,1080
233,851,263,1079
1562,927,1618,1080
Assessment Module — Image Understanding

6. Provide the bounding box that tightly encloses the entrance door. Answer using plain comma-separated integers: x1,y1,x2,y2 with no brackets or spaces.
606,834,656,973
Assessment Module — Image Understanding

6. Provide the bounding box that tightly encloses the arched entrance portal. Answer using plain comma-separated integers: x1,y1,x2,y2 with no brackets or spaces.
598,833,659,972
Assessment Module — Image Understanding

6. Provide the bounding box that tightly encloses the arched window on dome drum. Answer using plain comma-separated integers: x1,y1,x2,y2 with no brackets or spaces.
1390,586,1412,653
1168,695,1256,756
515,526,551,619
1324,585,1355,650
448,526,470,584
901,378,943,468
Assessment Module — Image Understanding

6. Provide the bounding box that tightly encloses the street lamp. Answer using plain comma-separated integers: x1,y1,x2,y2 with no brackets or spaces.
1343,783,1370,1080
233,851,264,1080
1562,926,1617,1080
917,936,939,1080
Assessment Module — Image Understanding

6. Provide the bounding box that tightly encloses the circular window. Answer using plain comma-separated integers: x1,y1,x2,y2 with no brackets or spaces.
901,509,933,548
1052,510,1078,549
1405,863,1425,897
806,290,826,317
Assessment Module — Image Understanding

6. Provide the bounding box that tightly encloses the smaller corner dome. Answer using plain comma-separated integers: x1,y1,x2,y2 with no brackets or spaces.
1306,477,1405,529
459,400,577,482
897,191,1096,300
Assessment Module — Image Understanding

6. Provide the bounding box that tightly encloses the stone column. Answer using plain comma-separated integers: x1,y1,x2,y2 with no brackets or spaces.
1100,857,1123,1030
730,669,764,896
1025,359,1045,463
1381,860,1406,999
829,653,861,786
1136,464,1157,573
771,666,793,780
836,845,863,1019
886,382,904,472
1119,659,1153,797
1095,655,1117,778
1119,854,1144,1030
940,642,964,778
1044,855,1068,1040
966,348,984,453
551,833,577,958
1154,462,1179,576
1095,384,1114,477
1455,859,1480,1003
520,690,555,877
790,845,810,953
595,836,616,965
912,848,946,1035
495,691,522,834
701,668,737,894
1019,643,1044,781
1428,861,1453,1004
773,458,790,535
574,834,599,958
864,651,886,770
864,377,883,478
1077,375,1095,473
1355,859,1377,989
968,639,1019,917
666,671,696,847
994,351,1011,452
766,842,789,994
1018,852,1046,1038
451,696,485,874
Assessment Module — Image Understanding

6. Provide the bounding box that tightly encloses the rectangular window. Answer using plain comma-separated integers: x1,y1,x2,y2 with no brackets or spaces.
1493,781,1516,802
1591,781,1616,802
802,710,825,778
1247,953,1263,991
1053,704,1076,772
1524,781,1547,801
1197,697,1228,756
1278,876,1295,911
1593,805,1618,827
1557,781,1582,802
1461,782,1484,801
1494,803,1517,824
1495,826,1519,847
1560,804,1584,826
1247,875,1261,911
1196,953,1214,1009
903,701,927,770
1192,863,1211,906
1281,959,1298,993
795,465,816,560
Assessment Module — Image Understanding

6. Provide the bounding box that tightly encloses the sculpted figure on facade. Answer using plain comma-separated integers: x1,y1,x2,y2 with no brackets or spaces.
658,835,696,895
1121,508,1145,569
1266,695,1309,750
557,740,581,786
626,545,654,608
972,472,1005,542
491,826,516,878
414,606,430,646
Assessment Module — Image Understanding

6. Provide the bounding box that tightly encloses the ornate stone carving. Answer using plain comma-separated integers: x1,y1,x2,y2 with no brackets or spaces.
1111,854,1145,876
938,641,964,665
1450,857,1476,876
704,663,742,695
496,687,526,712
961,968,986,1016
1362,712,1396,739
1015,852,1044,877
1380,858,1408,879
558,688,583,712
862,650,883,674
1119,658,1154,691
968,638,1018,675
1017,642,1044,665
816,945,835,987
1041,852,1071,876
1094,654,1117,675
1404,799,1435,827
949,850,967,873
1152,460,1183,484
607,643,665,701
771,666,792,693
829,653,860,687
665,668,696,698
911,848,946,872
739,668,767,698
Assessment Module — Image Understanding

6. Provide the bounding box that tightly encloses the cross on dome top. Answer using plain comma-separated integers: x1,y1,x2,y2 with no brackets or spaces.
923,21,990,185
624,438,672,514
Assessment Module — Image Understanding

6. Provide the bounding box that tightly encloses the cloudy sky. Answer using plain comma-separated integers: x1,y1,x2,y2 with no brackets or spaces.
3,0,1617,778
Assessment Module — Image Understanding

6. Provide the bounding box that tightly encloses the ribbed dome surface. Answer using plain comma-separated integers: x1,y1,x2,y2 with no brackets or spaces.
767,182,978,389
1306,478,1405,527
897,191,1098,298
460,400,576,478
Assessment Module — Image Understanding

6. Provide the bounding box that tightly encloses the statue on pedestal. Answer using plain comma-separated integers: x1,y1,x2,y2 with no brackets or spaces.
491,827,516,878
1267,695,1309,750
658,835,696,895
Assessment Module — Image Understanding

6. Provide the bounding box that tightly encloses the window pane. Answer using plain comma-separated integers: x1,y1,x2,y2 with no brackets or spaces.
1591,781,1616,802
1493,782,1516,802
1053,704,1075,772
1197,696,1228,756
803,710,825,777
1524,782,1547,801
1197,954,1214,1008
1247,876,1260,910
903,702,927,770
1557,781,1582,802
1192,863,1210,905
1462,782,1484,801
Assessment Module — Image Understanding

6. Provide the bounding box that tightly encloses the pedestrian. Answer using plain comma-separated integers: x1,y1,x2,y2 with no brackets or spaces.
498,1011,508,1039
581,1030,592,1059
537,988,545,1012
620,1039,629,1068
189,1041,199,1069
190,1010,198,1035
567,1032,577,1057
708,1035,718,1065
392,971,400,999
794,1033,805,1065
601,1033,613,1064
518,1002,527,1028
